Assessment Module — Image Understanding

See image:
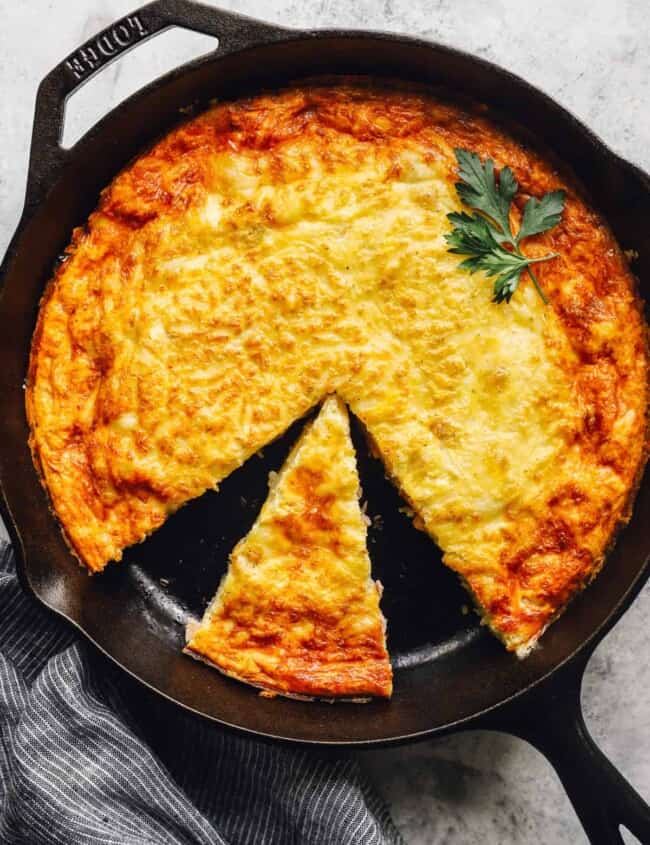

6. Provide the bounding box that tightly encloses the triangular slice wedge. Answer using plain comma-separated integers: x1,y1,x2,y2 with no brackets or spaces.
184,396,392,700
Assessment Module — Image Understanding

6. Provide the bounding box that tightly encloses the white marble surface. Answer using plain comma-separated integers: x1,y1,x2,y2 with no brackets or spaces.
1,2,649,843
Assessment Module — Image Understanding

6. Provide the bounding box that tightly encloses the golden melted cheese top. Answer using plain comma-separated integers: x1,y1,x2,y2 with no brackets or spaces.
185,396,392,698
27,82,648,655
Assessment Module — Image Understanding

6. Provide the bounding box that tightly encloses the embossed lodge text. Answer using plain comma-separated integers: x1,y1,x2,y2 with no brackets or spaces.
65,15,149,81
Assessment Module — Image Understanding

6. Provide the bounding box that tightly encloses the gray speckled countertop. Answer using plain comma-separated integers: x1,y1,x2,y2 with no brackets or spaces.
1,2,648,843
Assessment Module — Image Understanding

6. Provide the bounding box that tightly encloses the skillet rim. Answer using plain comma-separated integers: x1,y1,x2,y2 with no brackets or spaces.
2,22,650,746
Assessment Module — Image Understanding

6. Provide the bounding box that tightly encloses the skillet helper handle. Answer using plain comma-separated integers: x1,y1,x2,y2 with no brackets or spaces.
480,652,650,845
26,0,286,208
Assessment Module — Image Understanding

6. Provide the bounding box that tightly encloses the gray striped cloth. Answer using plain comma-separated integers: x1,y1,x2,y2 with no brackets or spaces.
0,541,403,844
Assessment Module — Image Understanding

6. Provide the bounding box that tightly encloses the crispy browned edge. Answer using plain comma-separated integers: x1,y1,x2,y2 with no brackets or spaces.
182,642,373,704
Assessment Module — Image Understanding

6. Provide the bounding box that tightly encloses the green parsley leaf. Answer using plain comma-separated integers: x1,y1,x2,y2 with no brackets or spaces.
446,212,500,258
445,148,566,304
516,190,566,243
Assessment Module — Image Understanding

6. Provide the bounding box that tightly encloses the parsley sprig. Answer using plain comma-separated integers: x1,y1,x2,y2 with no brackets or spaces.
445,148,565,304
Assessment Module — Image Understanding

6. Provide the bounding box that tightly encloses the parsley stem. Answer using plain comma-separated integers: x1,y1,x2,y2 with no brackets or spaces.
525,252,559,263
520,251,558,304
525,265,549,305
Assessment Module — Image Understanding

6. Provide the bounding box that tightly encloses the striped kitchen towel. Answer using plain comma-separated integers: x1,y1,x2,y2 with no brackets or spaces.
0,541,402,844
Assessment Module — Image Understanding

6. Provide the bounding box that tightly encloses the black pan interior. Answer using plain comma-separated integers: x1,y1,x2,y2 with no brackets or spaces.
1,34,649,743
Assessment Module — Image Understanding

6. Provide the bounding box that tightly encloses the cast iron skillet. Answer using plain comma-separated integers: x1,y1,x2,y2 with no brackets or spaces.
1,2,649,842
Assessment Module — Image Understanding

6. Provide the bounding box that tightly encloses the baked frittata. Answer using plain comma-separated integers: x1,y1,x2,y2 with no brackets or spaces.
184,396,392,699
27,81,649,656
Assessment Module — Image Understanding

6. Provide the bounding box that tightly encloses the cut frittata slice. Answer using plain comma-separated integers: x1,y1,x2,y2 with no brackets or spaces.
184,396,392,699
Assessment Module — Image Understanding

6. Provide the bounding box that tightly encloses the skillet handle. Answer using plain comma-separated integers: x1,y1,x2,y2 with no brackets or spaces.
479,651,650,844
25,0,287,209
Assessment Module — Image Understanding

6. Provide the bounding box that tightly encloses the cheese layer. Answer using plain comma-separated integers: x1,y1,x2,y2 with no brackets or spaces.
185,396,392,698
27,82,649,655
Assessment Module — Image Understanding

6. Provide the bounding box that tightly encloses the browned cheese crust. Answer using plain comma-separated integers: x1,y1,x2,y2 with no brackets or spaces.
27,80,649,655
185,396,392,698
